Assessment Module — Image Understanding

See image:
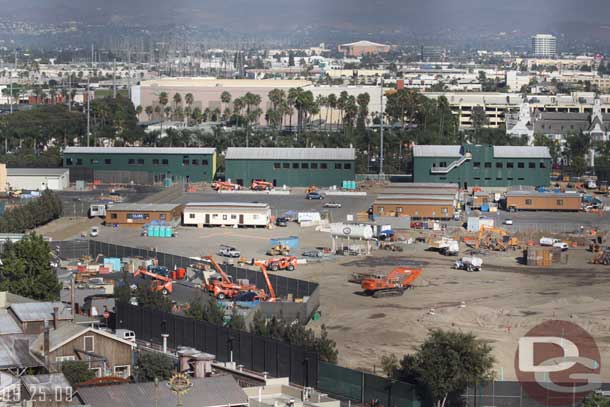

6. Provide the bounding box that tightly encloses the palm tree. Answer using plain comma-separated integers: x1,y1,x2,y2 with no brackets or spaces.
145,105,153,120
173,93,182,108
158,92,169,107
192,107,203,124
233,98,244,127
316,95,327,130
164,106,172,121
185,93,194,107
327,93,337,131
220,91,232,116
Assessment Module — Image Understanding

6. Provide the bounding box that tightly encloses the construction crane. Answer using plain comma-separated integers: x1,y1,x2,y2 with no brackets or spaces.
211,181,241,191
251,180,273,191
475,226,520,251
259,264,277,302
134,267,173,295
201,255,256,300
360,267,422,298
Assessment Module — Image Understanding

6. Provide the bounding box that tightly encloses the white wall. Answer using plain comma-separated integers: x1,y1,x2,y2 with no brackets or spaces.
6,174,68,191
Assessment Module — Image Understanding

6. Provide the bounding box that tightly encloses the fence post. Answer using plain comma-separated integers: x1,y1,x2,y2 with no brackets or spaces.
361,370,365,403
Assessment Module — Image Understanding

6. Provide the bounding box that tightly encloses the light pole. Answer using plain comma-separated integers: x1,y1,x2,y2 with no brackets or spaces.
379,78,385,176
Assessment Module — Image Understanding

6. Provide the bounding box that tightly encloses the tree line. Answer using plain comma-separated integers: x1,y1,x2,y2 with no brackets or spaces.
0,190,63,233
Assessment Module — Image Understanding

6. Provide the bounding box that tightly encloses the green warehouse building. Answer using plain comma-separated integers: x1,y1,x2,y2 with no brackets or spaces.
412,144,551,188
224,147,356,187
63,147,216,184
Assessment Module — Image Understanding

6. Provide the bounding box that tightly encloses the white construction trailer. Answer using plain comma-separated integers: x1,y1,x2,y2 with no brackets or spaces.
182,202,271,228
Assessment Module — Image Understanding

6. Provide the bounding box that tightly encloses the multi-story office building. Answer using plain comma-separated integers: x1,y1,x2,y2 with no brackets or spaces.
531,34,557,58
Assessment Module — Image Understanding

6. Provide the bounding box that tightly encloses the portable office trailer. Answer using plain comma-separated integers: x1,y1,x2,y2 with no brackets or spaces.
372,200,455,219
183,202,271,228
505,192,581,211
105,203,183,227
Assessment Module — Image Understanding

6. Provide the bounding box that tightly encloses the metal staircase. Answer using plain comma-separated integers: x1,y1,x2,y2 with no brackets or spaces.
430,152,472,174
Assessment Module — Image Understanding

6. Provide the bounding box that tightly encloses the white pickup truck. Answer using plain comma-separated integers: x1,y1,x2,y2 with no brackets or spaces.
539,237,569,251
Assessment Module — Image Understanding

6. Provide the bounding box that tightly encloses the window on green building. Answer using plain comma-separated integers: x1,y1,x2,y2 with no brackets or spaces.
518,177,525,181
440,161,447,167
507,162,514,168
496,177,502,180
192,160,200,166
202,160,208,165
302,163,309,169
274,163,281,169
496,162,503,168
137,159,144,165
311,163,318,169
518,162,525,168
104,159,111,165
292,163,299,169
162,159,169,165
334,163,341,169
484,162,491,168
153,159,159,165
344,163,352,170
66,158,73,166
540,162,546,168
282,163,290,169
474,177,481,181
485,177,491,180
128,159,135,165
183,160,190,166
529,162,535,169
90,159,98,164
473,162,480,168
321,163,328,169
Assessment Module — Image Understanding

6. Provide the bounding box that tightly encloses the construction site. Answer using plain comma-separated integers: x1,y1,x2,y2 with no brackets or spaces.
36,177,610,389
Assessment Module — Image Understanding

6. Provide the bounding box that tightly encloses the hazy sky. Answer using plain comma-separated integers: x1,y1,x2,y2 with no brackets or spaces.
1,0,609,38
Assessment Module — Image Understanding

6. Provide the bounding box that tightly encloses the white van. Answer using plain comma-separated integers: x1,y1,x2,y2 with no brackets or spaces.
114,329,136,342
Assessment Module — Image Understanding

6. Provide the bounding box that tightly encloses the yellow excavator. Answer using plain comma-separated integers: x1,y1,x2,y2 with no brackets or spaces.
475,226,520,251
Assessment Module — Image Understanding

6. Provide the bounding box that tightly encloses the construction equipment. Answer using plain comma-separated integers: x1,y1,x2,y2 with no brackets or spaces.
590,249,610,265
259,264,277,302
251,180,273,191
201,256,257,300
212,181,241,191
360,267,422,298
266,244,291,256
474,226,520,251
454,256,483,272
264,256,298,271
134,267,174,295
429,237,459,256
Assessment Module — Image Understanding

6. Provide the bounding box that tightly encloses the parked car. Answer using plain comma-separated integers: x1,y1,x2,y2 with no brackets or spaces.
218,245,241,258
323,201,342,208
275,217,288,227
540,237,569,251
306,192,324,200
90,226,99,237
503,219,513,225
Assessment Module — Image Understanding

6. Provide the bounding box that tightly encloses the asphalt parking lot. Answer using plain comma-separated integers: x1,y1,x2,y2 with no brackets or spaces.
173,191,375,222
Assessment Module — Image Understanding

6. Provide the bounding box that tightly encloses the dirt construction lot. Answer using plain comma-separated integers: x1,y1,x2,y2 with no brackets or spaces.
85,221,610,381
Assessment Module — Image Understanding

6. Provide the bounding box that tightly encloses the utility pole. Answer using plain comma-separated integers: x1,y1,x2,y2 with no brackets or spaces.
127,51,132,100
112,58,117,98
10,50,17,114
86,75,91,147
379,78,385,176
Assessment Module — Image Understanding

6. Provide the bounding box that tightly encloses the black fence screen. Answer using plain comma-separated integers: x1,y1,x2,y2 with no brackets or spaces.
117,302,319,386
318,361,426,407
